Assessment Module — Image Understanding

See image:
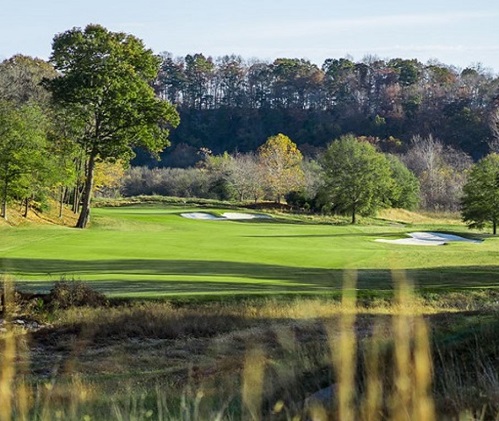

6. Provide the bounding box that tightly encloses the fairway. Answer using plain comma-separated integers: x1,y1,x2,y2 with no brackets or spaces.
1,205,498,297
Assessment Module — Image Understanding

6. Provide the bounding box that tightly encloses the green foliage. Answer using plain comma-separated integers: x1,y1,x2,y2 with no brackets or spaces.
47,24,179,161
386,154,420,210
320,135,394,223
461,153,499,234
0,102,51,219
145,54,497,165
0,54,57,106
46,24,180,227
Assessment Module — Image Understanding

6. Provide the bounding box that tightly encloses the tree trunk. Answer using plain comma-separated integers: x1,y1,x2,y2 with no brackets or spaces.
23,197,29,218
76,154,96,229
59,186,65,218
351,203,356,224
494,220,497,235
72,185,80,214
1,177,8,221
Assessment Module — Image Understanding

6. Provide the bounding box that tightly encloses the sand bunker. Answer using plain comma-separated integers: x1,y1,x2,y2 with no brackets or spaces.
180,212,226,220
375,232,481,246
221,212,272,220
180,212,271,221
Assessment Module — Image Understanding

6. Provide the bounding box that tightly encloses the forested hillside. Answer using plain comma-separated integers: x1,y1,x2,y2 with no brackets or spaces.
2,31,499,222
136,53,499,167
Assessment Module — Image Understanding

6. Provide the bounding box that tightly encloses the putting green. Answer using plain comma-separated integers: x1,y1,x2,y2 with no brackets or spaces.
1,205,498,297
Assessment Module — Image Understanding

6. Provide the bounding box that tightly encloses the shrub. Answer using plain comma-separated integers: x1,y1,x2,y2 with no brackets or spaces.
47,280,108,310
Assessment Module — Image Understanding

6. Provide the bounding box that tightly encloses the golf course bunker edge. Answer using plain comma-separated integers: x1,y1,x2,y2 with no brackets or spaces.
180,212,272,221
375,231,482,246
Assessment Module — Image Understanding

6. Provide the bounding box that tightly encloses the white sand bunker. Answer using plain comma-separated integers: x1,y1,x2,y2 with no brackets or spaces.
180,212,272,221
180,212,226,220
375,232,482,246
221,212,272,220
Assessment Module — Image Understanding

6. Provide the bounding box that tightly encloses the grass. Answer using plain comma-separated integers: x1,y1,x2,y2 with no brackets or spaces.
1,282,498,420
0,200,498,419
0,204,498,298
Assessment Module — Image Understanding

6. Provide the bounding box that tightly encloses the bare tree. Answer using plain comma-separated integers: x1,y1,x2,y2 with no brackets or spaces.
402,135,472,211
488,106,499,153
228,153,265,202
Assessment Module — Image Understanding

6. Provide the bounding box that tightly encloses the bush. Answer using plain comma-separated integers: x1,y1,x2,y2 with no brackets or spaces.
47,280,108,310
285,190,312,211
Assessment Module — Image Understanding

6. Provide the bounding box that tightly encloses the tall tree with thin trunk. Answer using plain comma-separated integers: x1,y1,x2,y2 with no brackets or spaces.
46,24,179,228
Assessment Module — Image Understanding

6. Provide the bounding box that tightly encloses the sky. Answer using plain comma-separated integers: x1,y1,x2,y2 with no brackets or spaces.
2,0,499,74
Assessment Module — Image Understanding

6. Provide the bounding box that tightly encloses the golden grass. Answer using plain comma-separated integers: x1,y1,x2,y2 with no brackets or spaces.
377,208,462,225
0,200,78,228
1,275,498,420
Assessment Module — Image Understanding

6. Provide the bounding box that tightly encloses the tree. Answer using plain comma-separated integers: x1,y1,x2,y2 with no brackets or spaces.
320,135,393,223
93,160,126,198
199,150,235,200
227,153,265,202
184,53,215,109
257,133,304,203
46,24,179,228
0,102,49,220
489,103,499,153
0,55,57,106
386,154,420,210
402,135,472,211
461,153,499,235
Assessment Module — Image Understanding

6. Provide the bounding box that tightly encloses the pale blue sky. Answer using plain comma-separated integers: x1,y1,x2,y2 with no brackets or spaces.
2,0,499,73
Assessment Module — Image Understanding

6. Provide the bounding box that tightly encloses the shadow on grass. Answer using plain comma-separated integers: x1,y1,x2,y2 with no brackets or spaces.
1,258,498,295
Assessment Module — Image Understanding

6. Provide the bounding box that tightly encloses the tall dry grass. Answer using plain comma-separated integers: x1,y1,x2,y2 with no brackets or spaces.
1,275,498,420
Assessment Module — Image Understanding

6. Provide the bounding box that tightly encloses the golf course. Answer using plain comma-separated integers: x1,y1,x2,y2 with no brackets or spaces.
1,203,498,297
1,201,499,420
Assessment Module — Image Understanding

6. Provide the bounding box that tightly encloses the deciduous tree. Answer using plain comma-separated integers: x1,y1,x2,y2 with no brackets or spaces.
386,154,420,210
228,153,265,202
461,153,499,235
0,55,56,105
0,103,49,220
320,135,393,223
258,133,304,203
402,135,472,211
46,24,179,228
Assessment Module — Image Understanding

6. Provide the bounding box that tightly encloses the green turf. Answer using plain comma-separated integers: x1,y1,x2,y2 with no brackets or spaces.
1,205,498,297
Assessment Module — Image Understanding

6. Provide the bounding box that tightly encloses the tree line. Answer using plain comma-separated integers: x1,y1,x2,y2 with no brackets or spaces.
0,24,498,231
122,132,445,215
0,25,178,227
146,53,499,167
124,133,499,232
